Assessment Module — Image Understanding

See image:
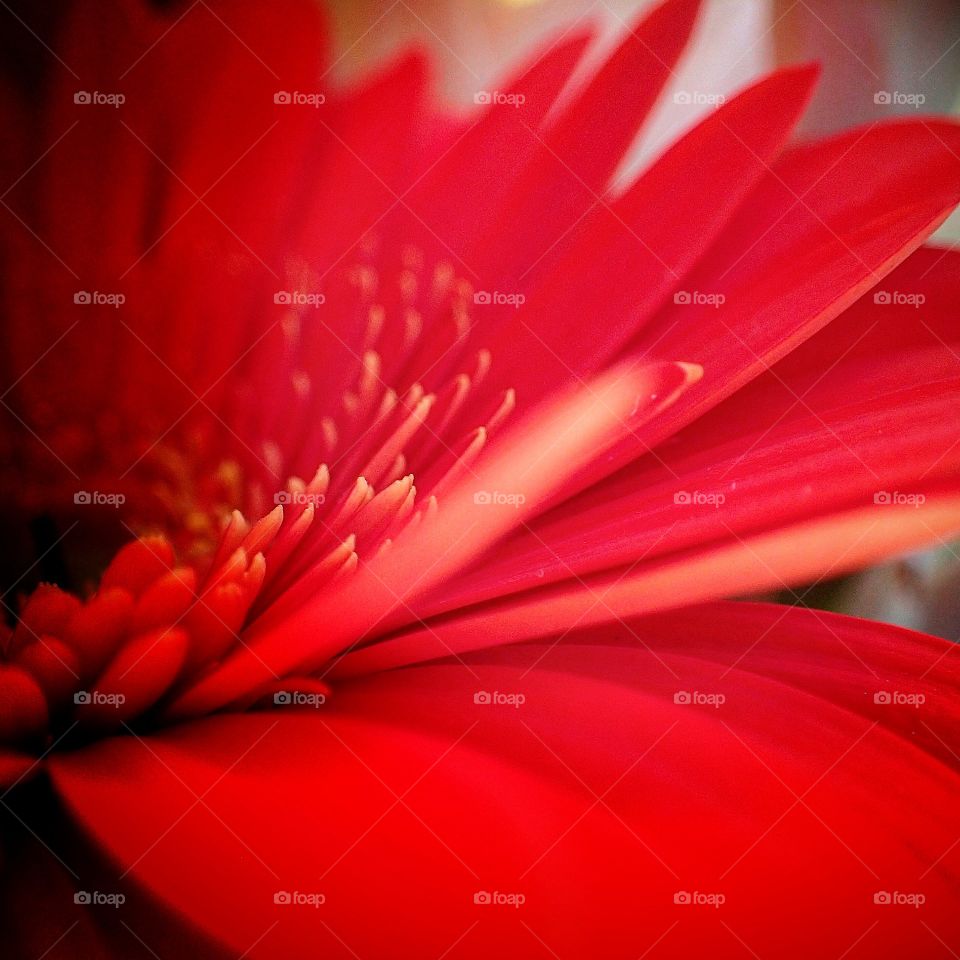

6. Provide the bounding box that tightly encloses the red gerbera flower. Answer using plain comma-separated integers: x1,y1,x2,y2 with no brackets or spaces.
2,0,960,957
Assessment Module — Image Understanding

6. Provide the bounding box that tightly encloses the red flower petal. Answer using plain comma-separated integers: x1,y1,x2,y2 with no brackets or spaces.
637,121,960,441
411,246,960,623
472,0,702,285
405,28,593,256
477,64,818,403
345,489,960,672
51,603,960,958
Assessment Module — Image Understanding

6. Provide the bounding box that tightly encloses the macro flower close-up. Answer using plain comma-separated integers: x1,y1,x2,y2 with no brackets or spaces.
1,0,960,956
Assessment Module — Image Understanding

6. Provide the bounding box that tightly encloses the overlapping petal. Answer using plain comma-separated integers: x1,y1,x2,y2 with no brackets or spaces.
53,603,960,959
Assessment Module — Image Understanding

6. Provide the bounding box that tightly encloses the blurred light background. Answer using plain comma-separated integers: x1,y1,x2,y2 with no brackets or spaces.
3,0,959,637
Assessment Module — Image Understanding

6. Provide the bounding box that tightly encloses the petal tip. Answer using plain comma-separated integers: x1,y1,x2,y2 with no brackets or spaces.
677,361,704,385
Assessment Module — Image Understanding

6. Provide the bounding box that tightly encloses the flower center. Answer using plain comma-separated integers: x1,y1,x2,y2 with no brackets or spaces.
0,249,517,757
